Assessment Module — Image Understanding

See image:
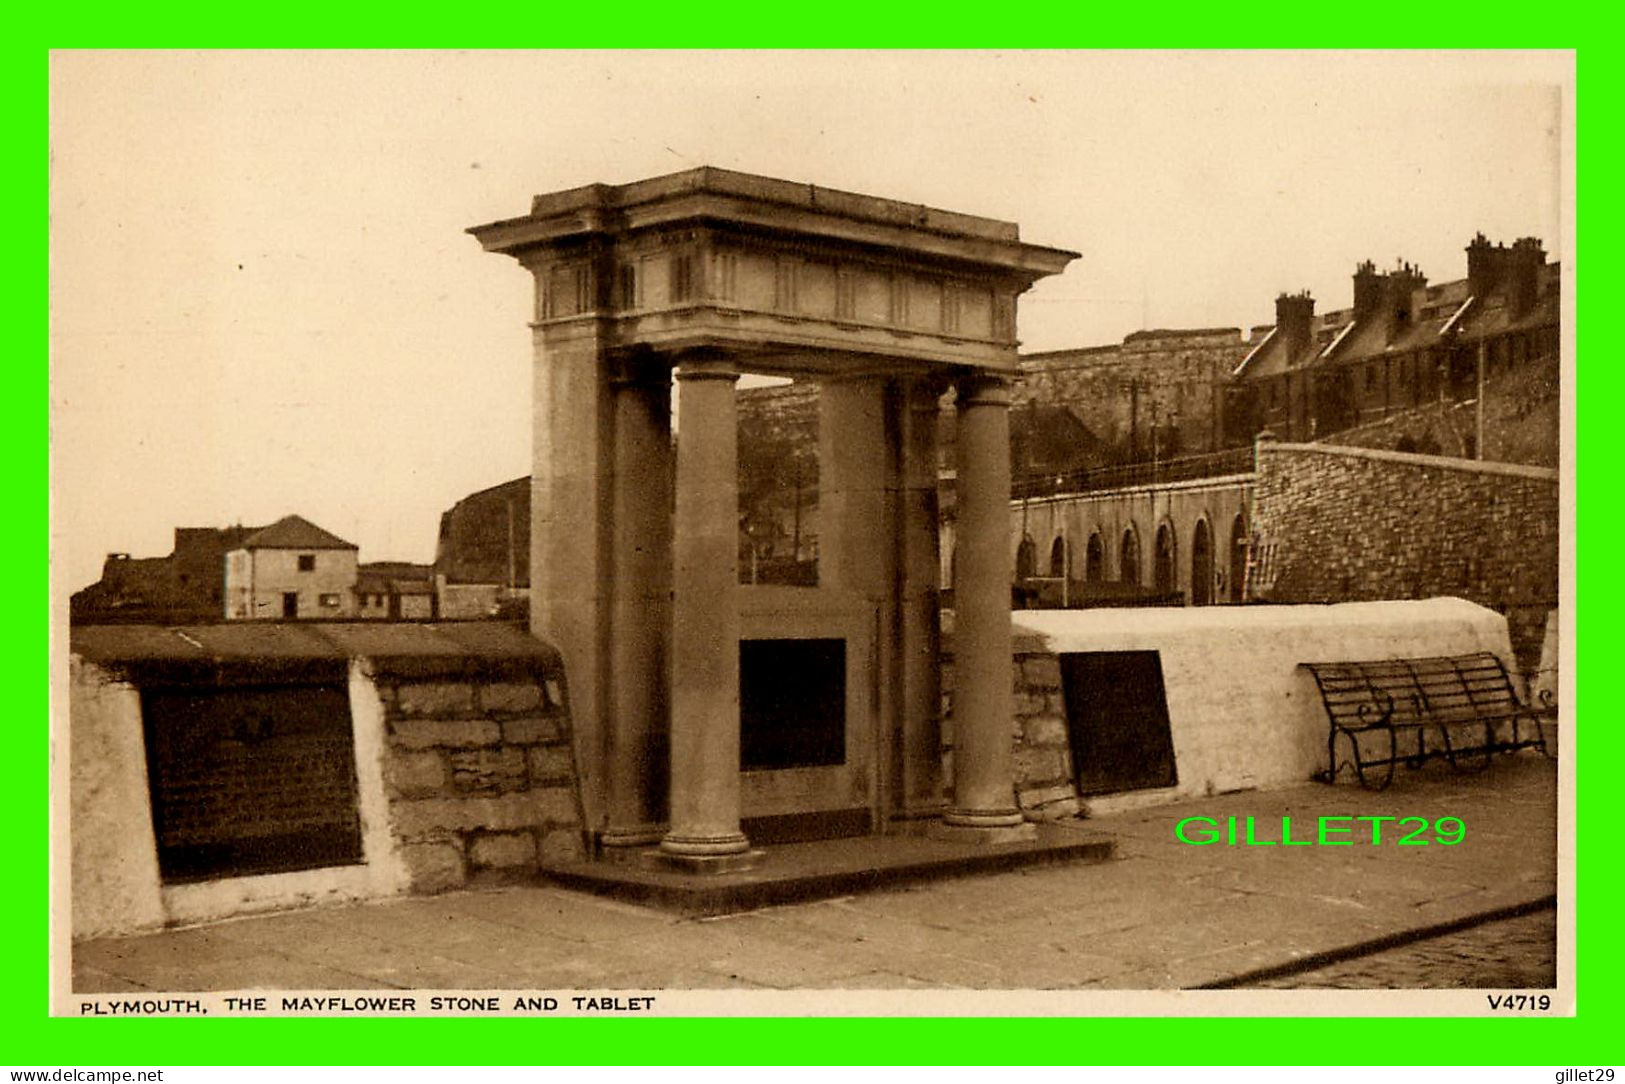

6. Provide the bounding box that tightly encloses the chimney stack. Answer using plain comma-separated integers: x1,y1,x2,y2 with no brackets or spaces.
1507,236,1546,317
1385,260,1427,338
1274,291,1315,359
1466,231,1509,299
1353,259,1425,341
1352,260,1383,319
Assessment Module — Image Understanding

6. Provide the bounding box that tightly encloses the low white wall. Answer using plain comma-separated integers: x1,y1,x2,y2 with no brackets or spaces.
1011,597,1517,809
69,658,165,939
67,657,407,939
156,663,409,929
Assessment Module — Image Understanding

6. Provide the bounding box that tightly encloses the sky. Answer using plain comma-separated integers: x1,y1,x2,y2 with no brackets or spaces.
49,50,1569,593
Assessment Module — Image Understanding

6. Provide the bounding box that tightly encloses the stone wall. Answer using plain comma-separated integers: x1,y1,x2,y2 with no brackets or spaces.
1314,352,1560,469
1251,441,1559,674
1018,328,1256,460
370,662,586,894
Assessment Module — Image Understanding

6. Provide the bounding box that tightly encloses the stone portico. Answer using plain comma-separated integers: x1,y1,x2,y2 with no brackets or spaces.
469,168,1076,869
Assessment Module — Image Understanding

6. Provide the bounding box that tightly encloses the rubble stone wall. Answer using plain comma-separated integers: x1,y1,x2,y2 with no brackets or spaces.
1251,441,1559,675
370,664,586,894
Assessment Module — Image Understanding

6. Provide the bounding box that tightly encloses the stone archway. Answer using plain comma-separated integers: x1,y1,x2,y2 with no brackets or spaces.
1120,526,1141,586
1229,512,1249,603
1016,535,1037,581
1154,522,1177,596
1049,536,1069,578
1191,518,1213,606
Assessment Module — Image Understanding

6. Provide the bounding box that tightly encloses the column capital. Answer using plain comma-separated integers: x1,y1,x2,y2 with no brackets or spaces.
674,357,742,384
902,374,951,407
956,372,1014,408
608,348,674,391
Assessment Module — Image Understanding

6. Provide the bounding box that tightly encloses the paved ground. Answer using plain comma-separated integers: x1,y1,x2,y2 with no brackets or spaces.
1252,908,1556,989
73,755,1558,993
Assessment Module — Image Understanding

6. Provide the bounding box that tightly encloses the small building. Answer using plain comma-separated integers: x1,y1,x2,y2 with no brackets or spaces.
224,515,359,620
71,525,261,625
355,562,437,620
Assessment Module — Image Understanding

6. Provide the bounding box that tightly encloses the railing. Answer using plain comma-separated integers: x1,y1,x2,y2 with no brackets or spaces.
1011,446,1256,499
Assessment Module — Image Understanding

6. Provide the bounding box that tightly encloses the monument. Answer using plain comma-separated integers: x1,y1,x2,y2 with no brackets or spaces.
470,168,1076,870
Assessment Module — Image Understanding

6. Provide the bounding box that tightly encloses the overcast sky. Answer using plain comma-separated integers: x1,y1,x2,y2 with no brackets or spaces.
49,50,1569,593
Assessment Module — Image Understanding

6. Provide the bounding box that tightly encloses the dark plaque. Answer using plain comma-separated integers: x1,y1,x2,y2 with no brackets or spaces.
739,638,846,771
1059,650,1179,796
139,684,365,883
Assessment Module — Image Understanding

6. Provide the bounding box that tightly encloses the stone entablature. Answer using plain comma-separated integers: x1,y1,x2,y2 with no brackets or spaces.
470,167,1075,376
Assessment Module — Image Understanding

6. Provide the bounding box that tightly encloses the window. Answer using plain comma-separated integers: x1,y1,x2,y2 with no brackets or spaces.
297,554,316,572
319,593,341,608
619,264,637,308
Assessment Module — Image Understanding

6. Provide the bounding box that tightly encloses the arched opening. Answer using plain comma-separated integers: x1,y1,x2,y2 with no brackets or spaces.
1085,532,1104,584
1119,528,1140,586
1228,513,1248,603
1049,536,1069,578
1015,535,1036,581
1154,523,1176,596
1191,518,1213,606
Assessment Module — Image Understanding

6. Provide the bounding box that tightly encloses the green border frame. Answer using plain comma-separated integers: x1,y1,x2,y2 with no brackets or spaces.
25,21,1608,1067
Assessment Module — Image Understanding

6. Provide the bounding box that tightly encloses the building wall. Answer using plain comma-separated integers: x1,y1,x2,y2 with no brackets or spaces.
1018,329,1254,460
436,580,523,620
1250,441,1559,675
226,548,359,619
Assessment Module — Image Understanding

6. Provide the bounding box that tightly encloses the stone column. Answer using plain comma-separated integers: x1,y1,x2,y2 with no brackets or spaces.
657,357,759,870
527,309,616,832
601,352,673,853
896,377,945,821
935,373,1035,843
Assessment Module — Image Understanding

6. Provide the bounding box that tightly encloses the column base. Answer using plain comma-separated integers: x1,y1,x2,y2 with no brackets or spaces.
598,824,666,861
930,807,1037,845
642,849,765,875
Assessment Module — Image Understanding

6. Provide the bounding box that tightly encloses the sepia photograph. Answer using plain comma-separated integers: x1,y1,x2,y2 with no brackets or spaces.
50,49,1574,1019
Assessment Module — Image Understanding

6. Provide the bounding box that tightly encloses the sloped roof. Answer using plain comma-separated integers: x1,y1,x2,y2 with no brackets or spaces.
238,514,358,551
1238,260,1558,381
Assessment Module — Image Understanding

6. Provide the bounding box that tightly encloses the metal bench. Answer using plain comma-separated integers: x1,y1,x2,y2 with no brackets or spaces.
1301,652,1556,790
